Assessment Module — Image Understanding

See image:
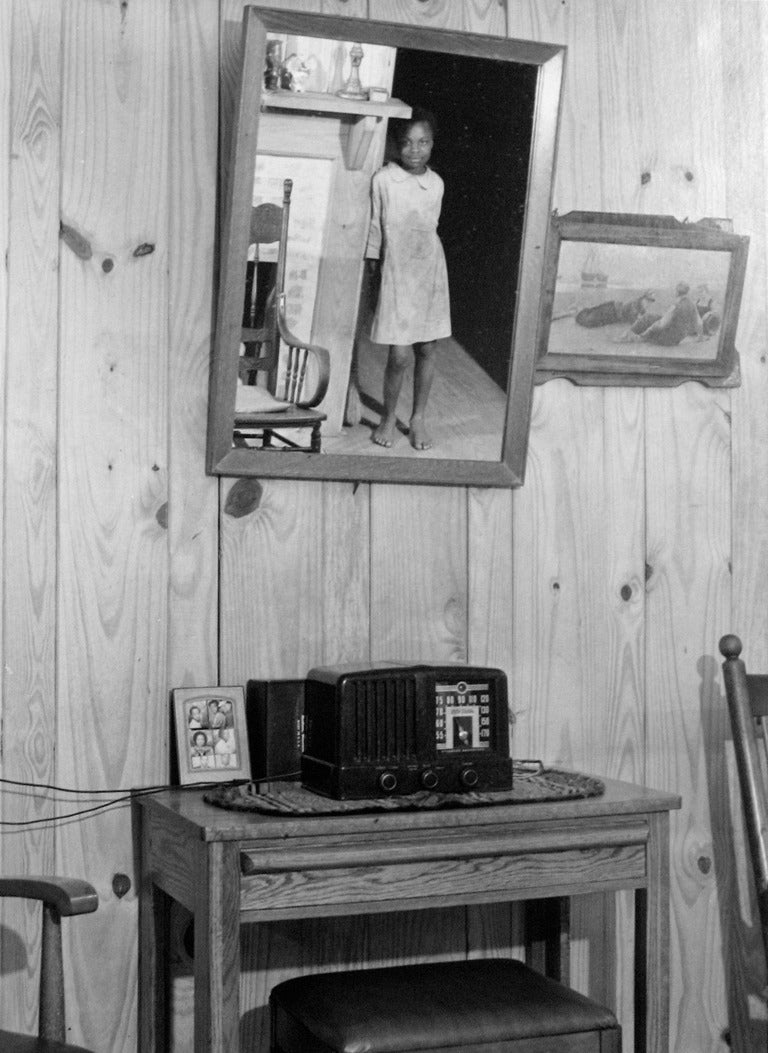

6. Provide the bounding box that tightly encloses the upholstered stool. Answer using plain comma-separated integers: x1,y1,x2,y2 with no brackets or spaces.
270,957,621,1053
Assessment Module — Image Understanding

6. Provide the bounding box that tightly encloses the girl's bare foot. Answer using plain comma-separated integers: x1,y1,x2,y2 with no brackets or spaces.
409,415,432,451
372,416,398,448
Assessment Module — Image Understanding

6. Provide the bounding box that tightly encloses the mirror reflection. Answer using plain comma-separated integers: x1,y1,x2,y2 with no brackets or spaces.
208,9,565,486
233,32,535,463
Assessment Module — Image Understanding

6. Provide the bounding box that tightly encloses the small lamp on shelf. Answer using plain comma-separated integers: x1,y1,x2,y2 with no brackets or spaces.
336,42,368,100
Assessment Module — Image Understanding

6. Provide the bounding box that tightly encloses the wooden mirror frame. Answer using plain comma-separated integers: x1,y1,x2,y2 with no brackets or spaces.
207,7,565,487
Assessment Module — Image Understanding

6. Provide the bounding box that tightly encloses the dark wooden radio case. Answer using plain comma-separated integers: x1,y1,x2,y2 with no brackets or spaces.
301,663,513,800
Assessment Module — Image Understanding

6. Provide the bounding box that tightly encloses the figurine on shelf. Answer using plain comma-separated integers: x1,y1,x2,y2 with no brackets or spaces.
279,53,316,93
264,38,282,91
337,42,368,100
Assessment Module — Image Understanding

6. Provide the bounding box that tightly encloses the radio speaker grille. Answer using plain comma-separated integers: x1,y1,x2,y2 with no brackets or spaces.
349,676,418,761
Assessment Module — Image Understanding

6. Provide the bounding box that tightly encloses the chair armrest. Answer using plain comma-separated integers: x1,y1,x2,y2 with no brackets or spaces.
277,299,331,408
0,876,98,916
293,343,331,408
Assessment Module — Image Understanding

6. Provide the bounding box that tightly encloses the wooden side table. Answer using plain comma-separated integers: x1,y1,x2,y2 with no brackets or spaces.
137,776,680,1053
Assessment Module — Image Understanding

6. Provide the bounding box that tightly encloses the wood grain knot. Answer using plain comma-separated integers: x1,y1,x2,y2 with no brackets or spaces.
155,502,168,529
640,171,651,186
620,584,632,601
112,873,131,898
697,855,711,875
133,242,155,257
102,257,114,273
60,222,92,260
225,478,263,517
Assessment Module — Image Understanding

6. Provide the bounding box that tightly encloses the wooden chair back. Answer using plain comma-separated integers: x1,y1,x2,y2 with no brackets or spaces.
720,633,768,954
235,178,331,451
0,876,98,1052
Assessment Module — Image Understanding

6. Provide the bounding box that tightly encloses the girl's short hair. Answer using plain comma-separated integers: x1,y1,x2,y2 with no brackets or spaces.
392,106,438,143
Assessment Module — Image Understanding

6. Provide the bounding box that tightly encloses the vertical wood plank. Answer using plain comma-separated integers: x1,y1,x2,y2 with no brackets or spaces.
645,383,732,1053
636,5,731,1052
167,0,220,690
1,0,61,1035
56,1,171,1047
370,486,467,661
569,1,652,1034
165,1,222,1045
718,6,768,1050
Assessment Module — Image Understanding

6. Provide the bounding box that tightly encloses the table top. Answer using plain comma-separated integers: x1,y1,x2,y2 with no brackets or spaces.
138,775,681,844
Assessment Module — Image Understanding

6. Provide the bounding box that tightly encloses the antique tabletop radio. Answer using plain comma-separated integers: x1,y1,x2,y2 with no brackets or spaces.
301,663,513,799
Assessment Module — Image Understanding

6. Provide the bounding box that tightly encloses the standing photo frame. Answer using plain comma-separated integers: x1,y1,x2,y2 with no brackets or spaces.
172,686,251,785
535,212,749,387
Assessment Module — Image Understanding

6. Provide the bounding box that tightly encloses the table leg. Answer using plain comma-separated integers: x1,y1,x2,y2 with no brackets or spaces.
193,840,242,1053
635,811,671,1053
524,897,570,982
138,821,171,1052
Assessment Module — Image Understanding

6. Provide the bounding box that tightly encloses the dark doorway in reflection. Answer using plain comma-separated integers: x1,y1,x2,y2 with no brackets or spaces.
391,48,537,391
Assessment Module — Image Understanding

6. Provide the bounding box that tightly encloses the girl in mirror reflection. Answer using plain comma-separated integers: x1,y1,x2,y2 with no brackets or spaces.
365,108,451,450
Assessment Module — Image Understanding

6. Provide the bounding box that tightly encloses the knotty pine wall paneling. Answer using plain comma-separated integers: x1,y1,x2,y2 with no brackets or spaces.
1,0,61,1037
55,1,172,1047
2,0,768,1050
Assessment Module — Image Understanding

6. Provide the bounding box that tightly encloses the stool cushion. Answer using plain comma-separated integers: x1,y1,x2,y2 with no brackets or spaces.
0,1031,93,1053
271,958,619,1053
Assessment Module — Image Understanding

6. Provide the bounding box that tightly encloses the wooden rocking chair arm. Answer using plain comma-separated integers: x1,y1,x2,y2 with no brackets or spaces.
0,876,98,916
296,342,331,407
277,312,331,407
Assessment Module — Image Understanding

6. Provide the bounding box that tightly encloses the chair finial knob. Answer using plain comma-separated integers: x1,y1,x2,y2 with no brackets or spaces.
719,634,743,660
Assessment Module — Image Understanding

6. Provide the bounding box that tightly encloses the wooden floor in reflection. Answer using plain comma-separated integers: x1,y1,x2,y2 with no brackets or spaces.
324,332,506,462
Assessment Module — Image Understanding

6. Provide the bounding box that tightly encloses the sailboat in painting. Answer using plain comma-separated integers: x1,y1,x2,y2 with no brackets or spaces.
581,248,608,288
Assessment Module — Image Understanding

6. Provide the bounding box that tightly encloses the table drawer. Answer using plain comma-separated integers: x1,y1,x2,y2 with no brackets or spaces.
239,843,647,920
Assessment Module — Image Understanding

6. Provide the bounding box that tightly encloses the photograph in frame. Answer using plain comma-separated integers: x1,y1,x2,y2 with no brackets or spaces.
172,686,251,785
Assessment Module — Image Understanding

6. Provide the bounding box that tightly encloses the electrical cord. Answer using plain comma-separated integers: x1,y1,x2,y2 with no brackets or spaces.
0,770,302,829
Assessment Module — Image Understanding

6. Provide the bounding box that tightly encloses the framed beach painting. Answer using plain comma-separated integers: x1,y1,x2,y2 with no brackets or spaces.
535,212,749,387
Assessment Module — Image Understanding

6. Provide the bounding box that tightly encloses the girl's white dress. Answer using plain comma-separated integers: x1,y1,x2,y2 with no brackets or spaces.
365,162,452,345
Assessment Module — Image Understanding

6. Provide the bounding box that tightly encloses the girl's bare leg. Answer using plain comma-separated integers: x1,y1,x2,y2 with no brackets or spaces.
373,344,410,447
409,340,436,450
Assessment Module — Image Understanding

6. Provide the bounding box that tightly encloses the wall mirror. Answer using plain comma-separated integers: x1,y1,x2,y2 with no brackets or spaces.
207,6,565,487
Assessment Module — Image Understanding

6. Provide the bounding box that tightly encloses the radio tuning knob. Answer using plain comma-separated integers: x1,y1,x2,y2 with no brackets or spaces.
460,767,479,788
379,771,398,793
420,770,439,790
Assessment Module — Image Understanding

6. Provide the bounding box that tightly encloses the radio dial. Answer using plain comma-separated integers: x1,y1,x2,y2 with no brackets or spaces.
379,771,398,793
420,769,439,790
460,767,479,788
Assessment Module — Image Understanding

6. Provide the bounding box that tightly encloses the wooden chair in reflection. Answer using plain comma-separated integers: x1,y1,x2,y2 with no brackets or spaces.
235,178,331,453
720,634,768,982
0,876,98,1052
